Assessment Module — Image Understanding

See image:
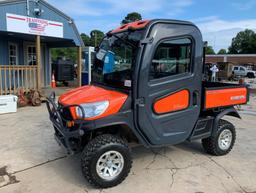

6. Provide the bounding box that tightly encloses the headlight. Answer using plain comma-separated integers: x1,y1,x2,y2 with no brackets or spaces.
76,101,109,118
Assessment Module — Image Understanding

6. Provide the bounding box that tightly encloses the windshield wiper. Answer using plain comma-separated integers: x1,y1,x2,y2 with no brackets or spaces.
106,31,137,48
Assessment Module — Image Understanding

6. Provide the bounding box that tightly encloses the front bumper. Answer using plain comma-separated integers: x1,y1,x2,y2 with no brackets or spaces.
46,92,86,155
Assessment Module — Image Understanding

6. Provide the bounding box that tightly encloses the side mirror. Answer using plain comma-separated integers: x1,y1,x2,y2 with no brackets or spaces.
106,31,113,38
94,46,99,52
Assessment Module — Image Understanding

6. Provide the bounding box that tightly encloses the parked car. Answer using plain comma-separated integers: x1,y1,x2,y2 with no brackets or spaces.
232,66,256,78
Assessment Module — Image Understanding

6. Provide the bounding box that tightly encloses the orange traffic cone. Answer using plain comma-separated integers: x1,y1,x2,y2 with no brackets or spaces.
51,73,56,88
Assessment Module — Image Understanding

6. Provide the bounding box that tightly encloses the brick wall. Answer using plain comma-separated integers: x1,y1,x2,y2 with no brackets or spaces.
206,55,256,65
206,56,224,63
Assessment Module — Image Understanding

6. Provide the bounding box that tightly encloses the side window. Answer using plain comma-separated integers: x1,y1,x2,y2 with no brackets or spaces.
234,67,238,71
240,67,245,71
150,38,192,80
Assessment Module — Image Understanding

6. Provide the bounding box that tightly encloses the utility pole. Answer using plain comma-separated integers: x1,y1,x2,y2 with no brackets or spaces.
90,31,97,47
95,33,97,47
26,0,30,16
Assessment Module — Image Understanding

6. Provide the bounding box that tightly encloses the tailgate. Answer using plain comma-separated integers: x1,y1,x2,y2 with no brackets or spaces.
204,85,249,110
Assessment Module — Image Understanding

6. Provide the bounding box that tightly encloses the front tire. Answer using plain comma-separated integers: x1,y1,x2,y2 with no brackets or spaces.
81,134,132,188
202,119,236,156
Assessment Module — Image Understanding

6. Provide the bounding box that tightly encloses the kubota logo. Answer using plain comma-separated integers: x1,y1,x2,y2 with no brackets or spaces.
230,95,245,101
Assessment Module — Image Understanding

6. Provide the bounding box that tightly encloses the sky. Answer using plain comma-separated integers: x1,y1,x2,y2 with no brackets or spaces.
47,0,256,52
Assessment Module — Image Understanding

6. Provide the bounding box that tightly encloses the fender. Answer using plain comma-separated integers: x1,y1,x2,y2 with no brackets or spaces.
82,110,150,147
212,107,241,136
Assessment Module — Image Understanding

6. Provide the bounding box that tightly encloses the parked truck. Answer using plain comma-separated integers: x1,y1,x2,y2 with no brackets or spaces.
47,19,249,188
232,65,256,78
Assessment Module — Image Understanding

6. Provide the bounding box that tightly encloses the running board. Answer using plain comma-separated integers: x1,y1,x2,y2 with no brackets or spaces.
189,117,214,141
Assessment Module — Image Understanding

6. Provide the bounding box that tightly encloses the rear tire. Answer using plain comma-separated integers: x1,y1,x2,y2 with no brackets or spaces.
202,119,236,156
81,134,132,188
247,72,255,79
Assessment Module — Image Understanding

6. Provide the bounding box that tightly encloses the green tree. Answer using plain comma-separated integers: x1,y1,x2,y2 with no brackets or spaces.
217,49,227,55
81,33,91,46
228,29,256,54
90,30,104,47
205,46,216,55
50,30,105,62
121,12,142,24
51,48,77,62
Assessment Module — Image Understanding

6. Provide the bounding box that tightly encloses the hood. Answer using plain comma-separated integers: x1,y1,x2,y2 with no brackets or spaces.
248,70,256,74
58,86,128,120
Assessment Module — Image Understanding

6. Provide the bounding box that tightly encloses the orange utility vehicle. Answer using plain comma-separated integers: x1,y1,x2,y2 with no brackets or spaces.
47,19,249,188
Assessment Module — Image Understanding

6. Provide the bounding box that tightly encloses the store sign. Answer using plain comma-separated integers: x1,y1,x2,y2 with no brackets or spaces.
6,13,63,38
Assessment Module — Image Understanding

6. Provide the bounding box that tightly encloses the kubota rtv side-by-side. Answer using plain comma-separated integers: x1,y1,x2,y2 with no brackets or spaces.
47,19,249,188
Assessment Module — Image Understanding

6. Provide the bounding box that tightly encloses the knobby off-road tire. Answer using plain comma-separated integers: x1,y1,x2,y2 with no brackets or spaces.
81,134,132,188
202,119,236,156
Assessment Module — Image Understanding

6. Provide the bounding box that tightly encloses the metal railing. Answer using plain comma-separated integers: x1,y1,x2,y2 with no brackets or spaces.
0,65,38,95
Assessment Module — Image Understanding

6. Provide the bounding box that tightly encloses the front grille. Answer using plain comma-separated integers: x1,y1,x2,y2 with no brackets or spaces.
58,103,80,131
59,103,73,125
58,103,73,121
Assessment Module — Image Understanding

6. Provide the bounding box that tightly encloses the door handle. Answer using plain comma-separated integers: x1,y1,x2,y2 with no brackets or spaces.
193,91,199,106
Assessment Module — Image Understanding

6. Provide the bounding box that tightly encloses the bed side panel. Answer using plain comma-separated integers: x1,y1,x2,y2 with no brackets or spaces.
204,87,247,109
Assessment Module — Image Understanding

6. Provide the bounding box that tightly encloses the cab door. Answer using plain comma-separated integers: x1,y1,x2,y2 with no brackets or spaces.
239,67,246,76
136,23,203,145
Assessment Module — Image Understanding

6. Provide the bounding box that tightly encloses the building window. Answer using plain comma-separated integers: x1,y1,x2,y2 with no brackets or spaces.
9,43,18,65
150,38,192,80
27,46,37,65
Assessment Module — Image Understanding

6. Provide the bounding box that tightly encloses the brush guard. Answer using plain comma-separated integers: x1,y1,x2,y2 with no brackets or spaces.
46,92,85,154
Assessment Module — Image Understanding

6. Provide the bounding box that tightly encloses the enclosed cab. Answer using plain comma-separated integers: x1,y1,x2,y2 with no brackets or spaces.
47,19,249,188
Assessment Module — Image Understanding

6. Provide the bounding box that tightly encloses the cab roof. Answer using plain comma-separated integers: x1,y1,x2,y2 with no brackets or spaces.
110,19,196,34
111,20,151,34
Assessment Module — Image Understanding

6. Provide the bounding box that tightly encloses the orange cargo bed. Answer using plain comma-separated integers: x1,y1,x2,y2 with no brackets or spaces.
203,82,249,110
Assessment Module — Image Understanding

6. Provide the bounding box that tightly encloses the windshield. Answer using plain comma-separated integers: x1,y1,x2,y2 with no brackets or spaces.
92,30,145,89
